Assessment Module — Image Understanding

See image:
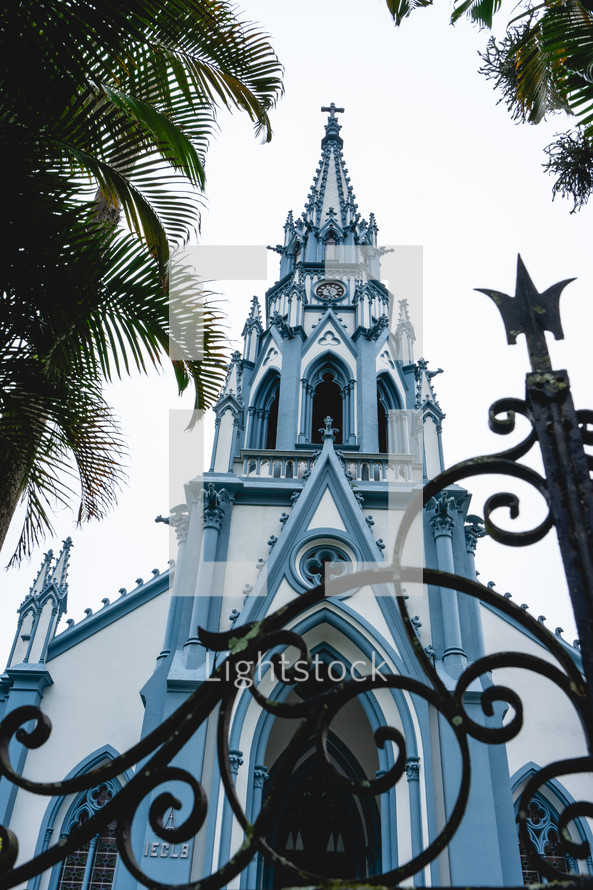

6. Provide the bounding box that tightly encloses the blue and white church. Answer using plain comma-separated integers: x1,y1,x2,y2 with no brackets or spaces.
1,108,591,890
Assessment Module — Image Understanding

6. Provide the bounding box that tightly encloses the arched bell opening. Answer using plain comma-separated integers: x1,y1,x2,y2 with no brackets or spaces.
311,372,342,444
300,356,355,446
376,375,404,454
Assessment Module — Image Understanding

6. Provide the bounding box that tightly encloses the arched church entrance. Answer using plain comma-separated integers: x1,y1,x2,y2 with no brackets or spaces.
264,741,380,887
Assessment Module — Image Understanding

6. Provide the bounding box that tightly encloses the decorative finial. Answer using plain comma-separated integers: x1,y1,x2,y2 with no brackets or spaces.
476,255,575,371
319,416,339,442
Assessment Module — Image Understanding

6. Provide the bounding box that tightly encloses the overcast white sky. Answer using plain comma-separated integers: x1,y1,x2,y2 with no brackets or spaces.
1,0,591,659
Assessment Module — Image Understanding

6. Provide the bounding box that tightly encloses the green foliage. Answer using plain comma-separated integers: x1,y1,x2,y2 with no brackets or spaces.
385,0,433,28
0,0,283,560
385,0,593,211
544,129,593,211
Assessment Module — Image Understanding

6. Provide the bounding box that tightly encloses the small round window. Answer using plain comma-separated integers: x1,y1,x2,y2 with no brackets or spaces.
300,545,351,588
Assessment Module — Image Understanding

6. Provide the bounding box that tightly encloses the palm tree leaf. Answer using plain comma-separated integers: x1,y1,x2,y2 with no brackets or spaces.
539,1,593,132
0,0,281,561
385,0,433,27
450,0,502,27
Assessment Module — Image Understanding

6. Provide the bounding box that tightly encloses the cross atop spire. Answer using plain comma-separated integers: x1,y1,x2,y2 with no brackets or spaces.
321,102,344,120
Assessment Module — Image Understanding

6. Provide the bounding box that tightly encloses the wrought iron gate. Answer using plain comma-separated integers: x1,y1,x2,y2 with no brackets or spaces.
1,257,593,889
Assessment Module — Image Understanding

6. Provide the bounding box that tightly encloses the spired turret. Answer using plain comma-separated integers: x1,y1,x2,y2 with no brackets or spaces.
271,103,385,321
6,537,71,668
210,104,437,468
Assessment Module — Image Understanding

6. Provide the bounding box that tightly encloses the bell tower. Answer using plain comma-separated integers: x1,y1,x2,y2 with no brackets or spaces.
210,104,435,466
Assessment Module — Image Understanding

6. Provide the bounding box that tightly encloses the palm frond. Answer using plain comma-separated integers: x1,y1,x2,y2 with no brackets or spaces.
385,0,433,27
451,0,502,27
2,385,126,566
540,2,593,130
0,0,281,560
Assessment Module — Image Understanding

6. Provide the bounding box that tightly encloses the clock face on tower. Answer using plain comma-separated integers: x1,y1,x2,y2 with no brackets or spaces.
315,281,346,302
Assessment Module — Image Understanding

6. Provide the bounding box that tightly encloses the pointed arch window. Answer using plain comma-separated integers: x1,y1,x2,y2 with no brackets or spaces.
248,373,280,450
57,783,118,890
518,795,574,885
324,235,337,262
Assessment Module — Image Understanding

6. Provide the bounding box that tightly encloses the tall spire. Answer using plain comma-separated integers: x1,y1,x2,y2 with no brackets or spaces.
301,104,359,232
269,108,384,307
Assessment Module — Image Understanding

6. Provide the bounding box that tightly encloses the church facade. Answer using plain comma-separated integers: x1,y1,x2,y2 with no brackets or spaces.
1,110,591,890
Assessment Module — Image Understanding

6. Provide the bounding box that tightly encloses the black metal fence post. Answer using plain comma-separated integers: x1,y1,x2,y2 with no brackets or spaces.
479,255,593,719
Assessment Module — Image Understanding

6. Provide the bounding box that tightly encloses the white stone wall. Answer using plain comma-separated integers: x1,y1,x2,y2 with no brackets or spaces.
7,589,170,876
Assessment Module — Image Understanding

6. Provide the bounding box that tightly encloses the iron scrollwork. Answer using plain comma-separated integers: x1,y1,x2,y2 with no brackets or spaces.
2,257,593,889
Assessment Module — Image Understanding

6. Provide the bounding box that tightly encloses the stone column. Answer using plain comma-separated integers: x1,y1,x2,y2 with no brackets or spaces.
209,417,221,471
218,750,244,871
429,494,466,676
346,380,356,443
256,409,266,449
245,765,269,888
158,504,191,659
184,497,225,669
246,406,256,449
298,378,308,443
464,516,487,661
31,828,54,890
229,415,241,472
375,768,396,873
406,756,424,886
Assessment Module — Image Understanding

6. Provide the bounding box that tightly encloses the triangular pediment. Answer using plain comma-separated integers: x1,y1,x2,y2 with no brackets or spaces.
306,488,347,532
303,309,357,362
239,439,384,626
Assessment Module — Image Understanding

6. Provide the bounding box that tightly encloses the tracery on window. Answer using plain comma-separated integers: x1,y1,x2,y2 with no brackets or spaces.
57,783,118,890
300,544,351,587
518,795,573,885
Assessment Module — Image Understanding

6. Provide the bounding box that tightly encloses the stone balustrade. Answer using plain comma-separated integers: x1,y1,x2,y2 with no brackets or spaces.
239,450,417,483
